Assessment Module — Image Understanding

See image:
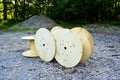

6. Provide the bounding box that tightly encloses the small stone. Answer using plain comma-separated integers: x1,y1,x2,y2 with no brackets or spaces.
1,65,7,69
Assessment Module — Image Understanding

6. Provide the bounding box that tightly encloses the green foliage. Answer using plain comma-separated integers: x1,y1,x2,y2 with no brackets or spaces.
3,27,39,32
0,0,120,25
56,20,85,29
0,24,9,30
102,21,120,25
0,19,17,30
49,0,120,23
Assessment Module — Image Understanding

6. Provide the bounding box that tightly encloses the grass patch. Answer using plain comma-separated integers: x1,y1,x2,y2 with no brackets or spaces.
112,27,120,31
2,28,39,32
57,21,87,28
0,24,9,30
0,19,39,32
0,19,120,32
57,20,120,28
0,19,19,30
102,21,120,26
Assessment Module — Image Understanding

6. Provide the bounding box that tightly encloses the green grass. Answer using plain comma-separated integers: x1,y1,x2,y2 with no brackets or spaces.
0,19,39,32
2,28,39,32
57,21,87,29
0,24,9,30
0,19,18,30
0,19,120,32
112,27,120,31
102,21,120,26
57,20,120,28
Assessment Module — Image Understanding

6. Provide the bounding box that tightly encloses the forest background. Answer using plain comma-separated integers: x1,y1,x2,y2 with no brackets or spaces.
0,0,120,29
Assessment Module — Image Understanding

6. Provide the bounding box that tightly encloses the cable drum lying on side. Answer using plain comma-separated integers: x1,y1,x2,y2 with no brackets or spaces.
71,27,94,62
52,29,83,68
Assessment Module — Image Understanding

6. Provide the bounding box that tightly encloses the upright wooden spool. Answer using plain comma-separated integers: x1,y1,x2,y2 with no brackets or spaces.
21,36,38,57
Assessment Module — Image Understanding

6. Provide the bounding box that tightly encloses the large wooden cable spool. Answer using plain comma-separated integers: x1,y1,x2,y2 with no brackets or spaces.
21,26,94,68
52,29,83,68
71,27,94,62
35,28,56,62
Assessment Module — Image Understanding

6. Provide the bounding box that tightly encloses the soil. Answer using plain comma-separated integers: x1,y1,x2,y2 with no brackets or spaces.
0,27,120,80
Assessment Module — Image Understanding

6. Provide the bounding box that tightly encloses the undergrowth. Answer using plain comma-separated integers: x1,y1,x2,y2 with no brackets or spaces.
0,19,120,32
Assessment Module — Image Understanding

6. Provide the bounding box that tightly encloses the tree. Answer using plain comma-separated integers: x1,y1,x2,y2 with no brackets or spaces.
3,0,7,20
1,0,120,23
14,0,18,20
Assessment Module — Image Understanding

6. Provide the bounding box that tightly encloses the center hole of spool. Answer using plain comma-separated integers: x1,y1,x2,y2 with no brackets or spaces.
64,47,67,50
43,44,45,46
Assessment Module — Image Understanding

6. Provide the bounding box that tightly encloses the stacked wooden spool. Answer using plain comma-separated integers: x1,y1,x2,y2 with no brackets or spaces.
21,26,94,68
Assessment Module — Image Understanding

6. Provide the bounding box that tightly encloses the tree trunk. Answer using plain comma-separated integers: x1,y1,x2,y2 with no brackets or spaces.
22,0,26,19
53,0,57,7
14,0,17,20
3,0,7,20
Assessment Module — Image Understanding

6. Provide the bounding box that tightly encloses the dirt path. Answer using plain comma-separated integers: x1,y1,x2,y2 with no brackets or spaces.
0,30,120,80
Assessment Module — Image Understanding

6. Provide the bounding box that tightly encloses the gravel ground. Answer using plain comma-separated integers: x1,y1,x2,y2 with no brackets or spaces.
11,15,58,29
0,30,120,80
